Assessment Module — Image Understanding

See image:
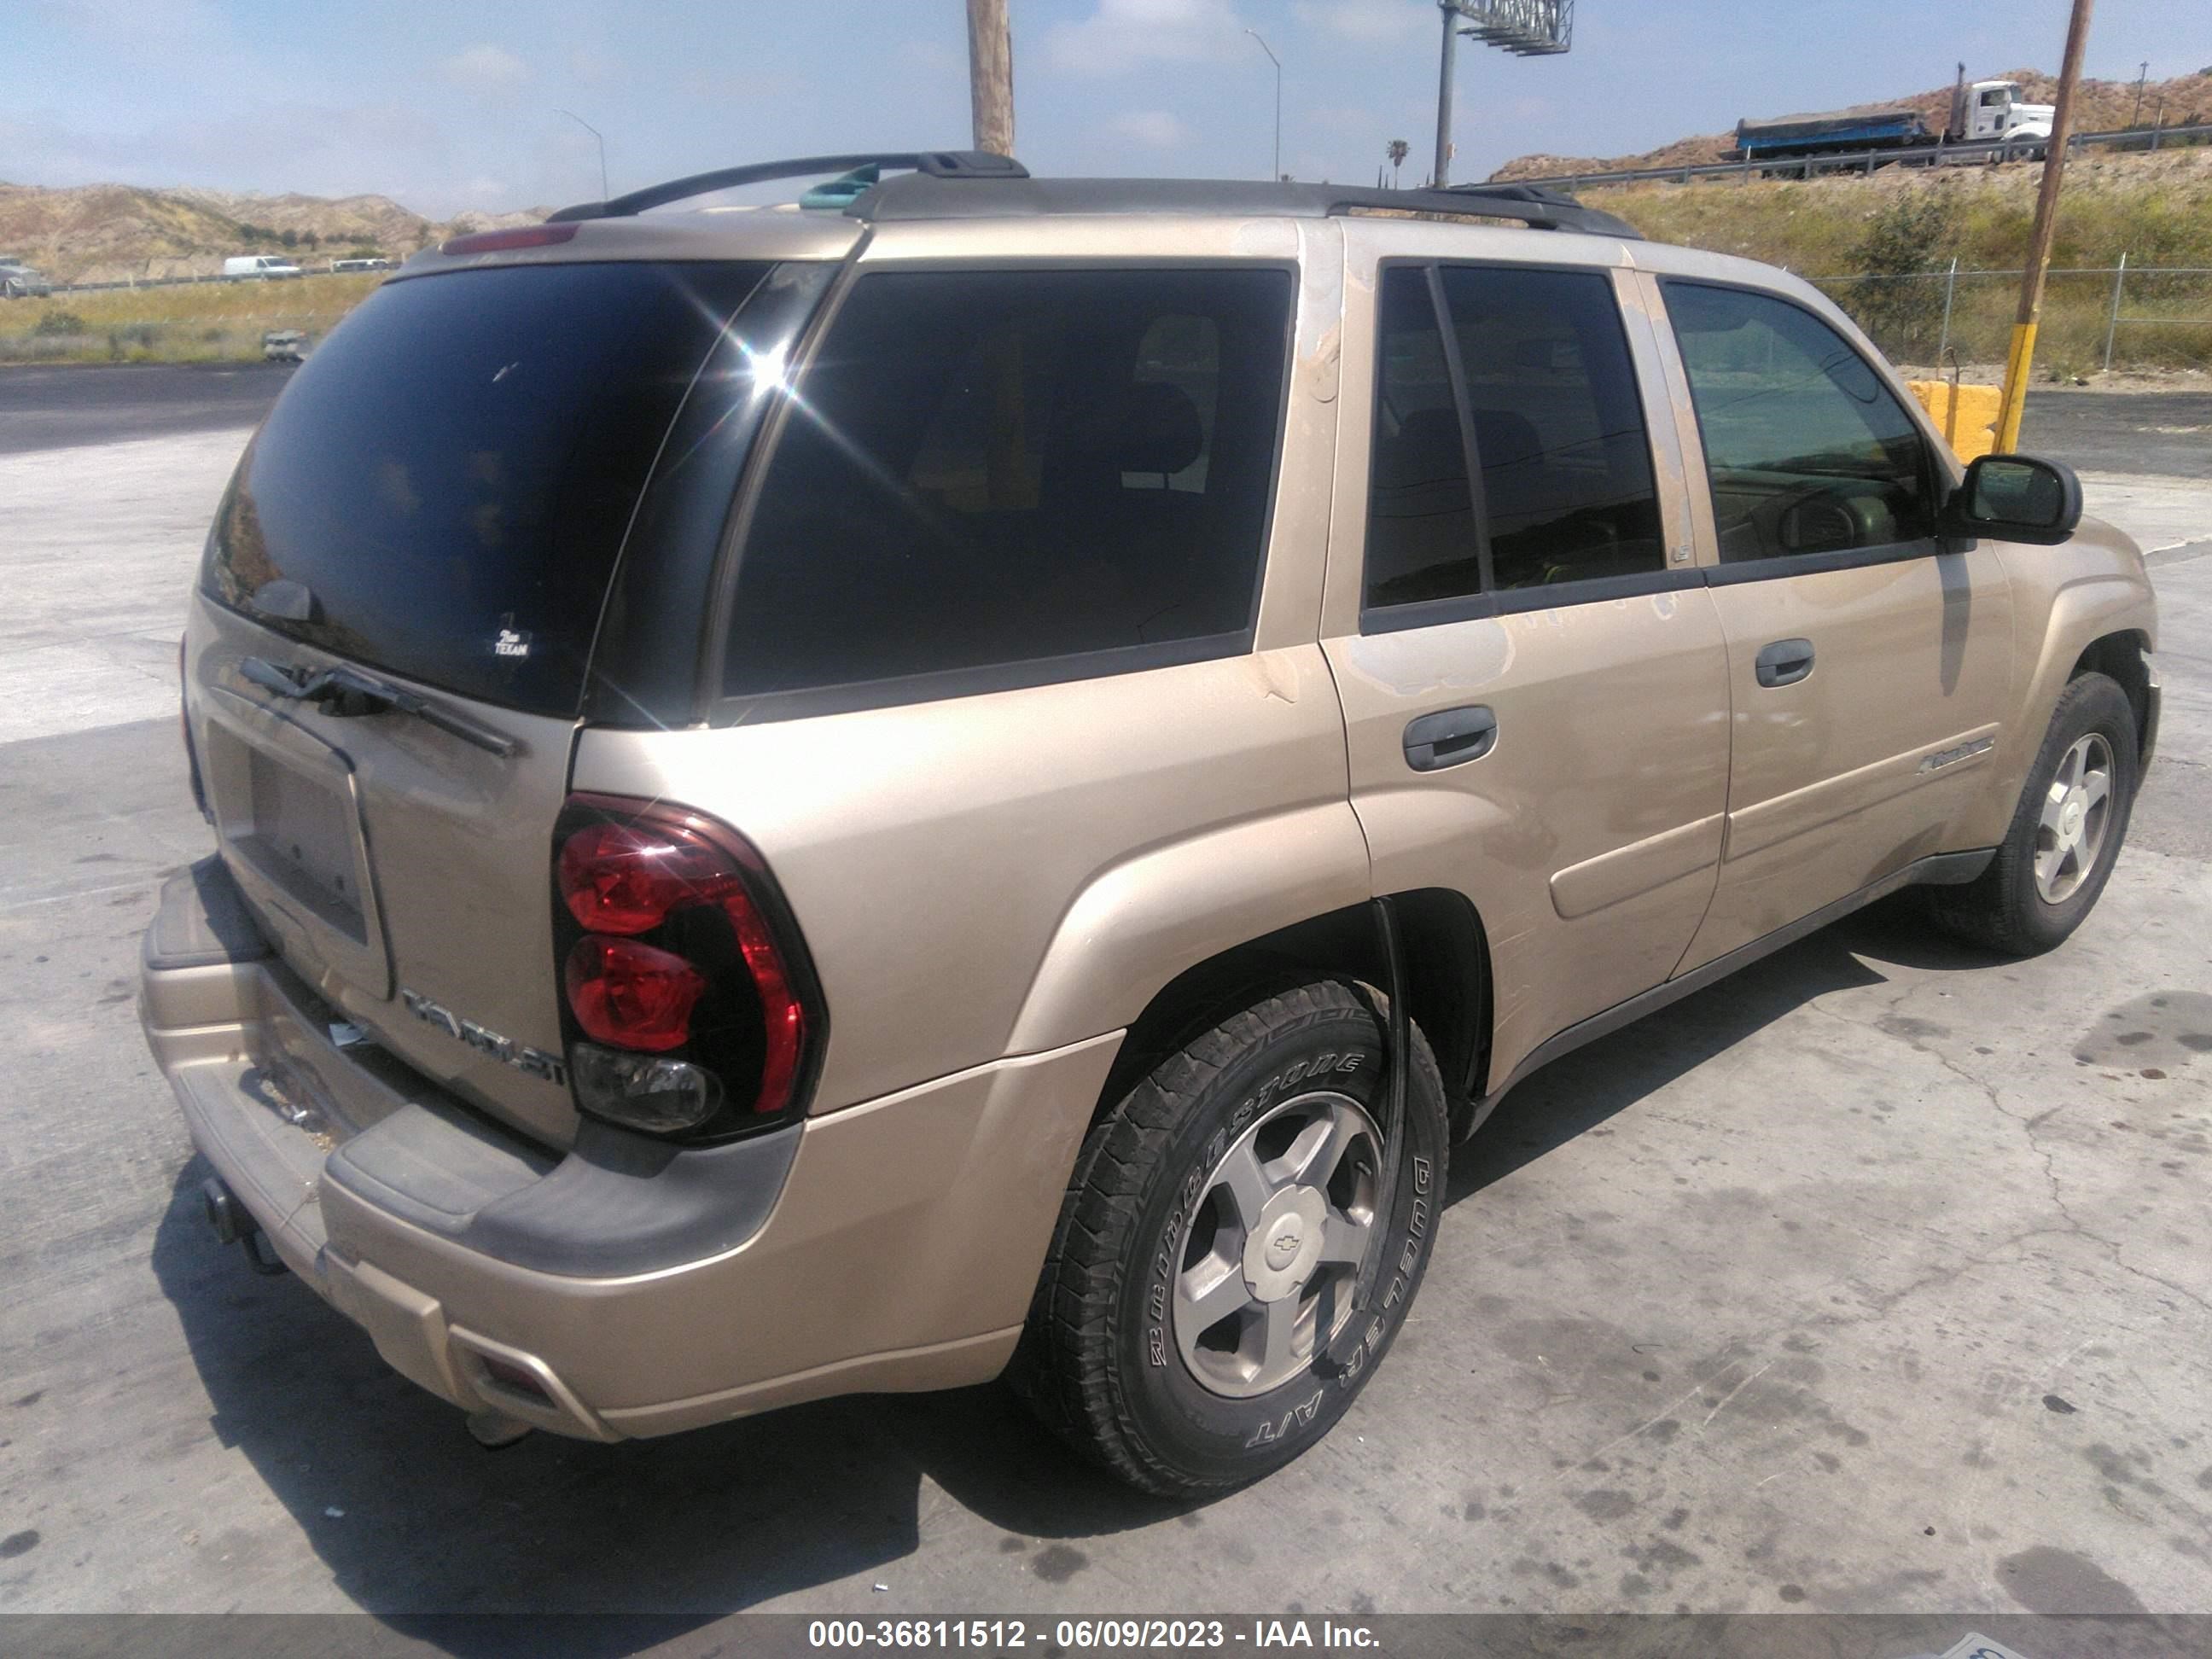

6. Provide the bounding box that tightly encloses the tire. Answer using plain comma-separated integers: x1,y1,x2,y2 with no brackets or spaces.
1010,978,1448,1495
1928,672,2138,955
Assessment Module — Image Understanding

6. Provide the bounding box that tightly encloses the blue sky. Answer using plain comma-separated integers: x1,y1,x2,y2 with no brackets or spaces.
5,0,2209,215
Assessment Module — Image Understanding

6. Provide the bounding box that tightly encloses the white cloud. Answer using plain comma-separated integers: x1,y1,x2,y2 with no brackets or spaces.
1044,0,1247,77
439,44,530,96
1291,0,1429,43
1112,109,1192,148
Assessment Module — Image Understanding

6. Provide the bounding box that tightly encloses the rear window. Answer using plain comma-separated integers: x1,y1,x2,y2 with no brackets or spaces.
719,266,1293,703
204,261,771,715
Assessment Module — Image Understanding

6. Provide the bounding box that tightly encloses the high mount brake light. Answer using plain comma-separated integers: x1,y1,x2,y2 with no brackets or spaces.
552,800,818,1137
439,224,580,256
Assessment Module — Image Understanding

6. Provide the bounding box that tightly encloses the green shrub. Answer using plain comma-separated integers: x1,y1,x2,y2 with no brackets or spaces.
32,310,88,336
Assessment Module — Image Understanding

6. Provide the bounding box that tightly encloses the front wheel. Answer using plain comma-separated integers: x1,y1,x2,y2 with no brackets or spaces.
1928,672,2139,955
1010,979,1448,1495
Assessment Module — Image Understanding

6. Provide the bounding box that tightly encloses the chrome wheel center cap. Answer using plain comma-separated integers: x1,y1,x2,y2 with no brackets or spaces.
1244,1185,1328,1301
2062,793,2086,840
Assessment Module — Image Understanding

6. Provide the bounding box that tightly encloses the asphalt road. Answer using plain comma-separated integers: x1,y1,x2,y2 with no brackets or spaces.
0,384,2208,1642
2019,390,2212,481
0,362,293,455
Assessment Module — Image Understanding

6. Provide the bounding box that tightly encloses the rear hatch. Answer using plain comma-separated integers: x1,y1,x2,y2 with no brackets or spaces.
186,253,824,1147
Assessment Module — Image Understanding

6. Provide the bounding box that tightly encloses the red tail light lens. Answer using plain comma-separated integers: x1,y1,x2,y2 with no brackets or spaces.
565,935,706,1051
559,821,725,934
552,796,822,1138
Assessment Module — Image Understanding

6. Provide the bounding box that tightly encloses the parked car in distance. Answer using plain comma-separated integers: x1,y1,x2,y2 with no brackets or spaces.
144,153,2159,1498
329,257,395,273
261,329,309,363
224,254,304,280
0,256,53,299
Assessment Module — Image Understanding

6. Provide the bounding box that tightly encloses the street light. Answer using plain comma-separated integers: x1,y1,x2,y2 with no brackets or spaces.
1244,28,1281,183
558,108,608,202
2131,61,2148,129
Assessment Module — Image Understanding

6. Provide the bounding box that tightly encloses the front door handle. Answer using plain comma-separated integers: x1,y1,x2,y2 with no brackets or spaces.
1404,705,1497,771
1754,637,1815,688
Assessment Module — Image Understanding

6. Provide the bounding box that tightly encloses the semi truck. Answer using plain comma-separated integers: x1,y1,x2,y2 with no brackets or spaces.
1733,75,2056,166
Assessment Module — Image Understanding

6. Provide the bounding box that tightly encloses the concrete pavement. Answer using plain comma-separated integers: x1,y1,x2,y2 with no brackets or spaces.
0,420,2205,1627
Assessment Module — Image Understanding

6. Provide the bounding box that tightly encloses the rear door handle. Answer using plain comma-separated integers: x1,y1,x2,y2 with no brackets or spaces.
1754,637,1815,688
1404,705,1497,771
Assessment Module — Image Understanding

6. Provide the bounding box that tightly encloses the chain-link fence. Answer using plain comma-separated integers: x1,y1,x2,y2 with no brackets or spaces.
1807,261,2212,376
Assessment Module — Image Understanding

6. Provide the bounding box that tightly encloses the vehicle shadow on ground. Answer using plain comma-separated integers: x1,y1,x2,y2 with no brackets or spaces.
151,894,2005,1652
151,1168,1185,1650
1442,894,1994,1202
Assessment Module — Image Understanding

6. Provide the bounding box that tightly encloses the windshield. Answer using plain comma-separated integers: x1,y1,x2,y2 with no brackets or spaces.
203,260,774,715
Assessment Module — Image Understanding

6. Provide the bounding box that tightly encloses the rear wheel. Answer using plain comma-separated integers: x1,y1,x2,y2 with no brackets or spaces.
1928,672,2138,955
1010,979,1447,1495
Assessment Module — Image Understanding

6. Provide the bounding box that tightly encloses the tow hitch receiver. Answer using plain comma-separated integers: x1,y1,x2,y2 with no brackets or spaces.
201,1178,288,1276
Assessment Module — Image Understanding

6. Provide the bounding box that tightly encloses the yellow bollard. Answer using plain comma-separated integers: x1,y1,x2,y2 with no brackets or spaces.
1906,380,2003,463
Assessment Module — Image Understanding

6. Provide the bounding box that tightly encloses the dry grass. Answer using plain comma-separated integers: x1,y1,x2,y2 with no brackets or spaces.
1583,148,2212,375
0,272,384,364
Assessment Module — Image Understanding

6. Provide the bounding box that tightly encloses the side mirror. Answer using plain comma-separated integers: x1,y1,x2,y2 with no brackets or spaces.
1947,453,2082,545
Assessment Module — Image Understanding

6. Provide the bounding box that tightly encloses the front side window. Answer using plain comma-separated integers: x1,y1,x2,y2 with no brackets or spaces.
1663,282,1937,564
721,266,1292,700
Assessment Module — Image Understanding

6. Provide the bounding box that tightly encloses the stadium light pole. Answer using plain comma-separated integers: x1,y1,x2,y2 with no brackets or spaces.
1245,28,1282,182
557,109,608,201
1996,0,2095,451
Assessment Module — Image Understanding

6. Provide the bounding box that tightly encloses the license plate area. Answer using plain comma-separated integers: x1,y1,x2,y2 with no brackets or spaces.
201,685,392,1000
241,742,364,939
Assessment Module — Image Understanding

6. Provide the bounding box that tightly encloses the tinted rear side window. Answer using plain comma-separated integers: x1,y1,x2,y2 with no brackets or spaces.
1364,265,1663,613
205,262,767,715
721,266,1293,701
1365,267,1478,609
1441,265,1663,591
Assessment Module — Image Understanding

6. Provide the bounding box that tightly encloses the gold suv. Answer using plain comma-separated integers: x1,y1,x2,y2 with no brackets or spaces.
140,152,2160,1493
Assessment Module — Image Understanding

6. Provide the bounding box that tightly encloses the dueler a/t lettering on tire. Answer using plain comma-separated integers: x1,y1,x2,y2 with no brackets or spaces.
1011,979,1448,1494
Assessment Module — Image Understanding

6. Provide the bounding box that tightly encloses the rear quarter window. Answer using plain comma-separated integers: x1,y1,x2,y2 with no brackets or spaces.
719,265,1295,705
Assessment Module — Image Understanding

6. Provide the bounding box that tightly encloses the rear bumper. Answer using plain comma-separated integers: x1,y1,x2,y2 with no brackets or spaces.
142,858,1118,1441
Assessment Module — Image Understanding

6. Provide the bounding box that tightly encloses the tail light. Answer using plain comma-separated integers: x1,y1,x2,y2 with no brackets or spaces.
551,795,823,1140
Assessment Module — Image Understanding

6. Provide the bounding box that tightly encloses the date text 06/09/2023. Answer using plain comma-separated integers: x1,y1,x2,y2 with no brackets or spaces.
805,1619,1383,1650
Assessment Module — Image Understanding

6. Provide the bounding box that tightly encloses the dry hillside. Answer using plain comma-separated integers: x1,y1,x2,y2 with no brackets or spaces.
1493,65,2212,181
0,181,544,284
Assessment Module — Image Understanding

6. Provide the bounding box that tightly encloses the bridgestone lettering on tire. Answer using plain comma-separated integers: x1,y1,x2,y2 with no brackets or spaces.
1010,978,1448,1495
1929,672,2139,956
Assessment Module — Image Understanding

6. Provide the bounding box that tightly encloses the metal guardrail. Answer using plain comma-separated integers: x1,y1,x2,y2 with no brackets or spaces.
1506,120,2212,193
49,267,388,295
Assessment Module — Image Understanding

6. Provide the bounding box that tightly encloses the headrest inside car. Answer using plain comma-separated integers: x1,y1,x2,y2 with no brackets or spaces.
1115,381,1205,478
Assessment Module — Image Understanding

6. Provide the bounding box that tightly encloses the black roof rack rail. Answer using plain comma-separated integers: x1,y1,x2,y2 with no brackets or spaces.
546,150,1027,223
846,174,1641,239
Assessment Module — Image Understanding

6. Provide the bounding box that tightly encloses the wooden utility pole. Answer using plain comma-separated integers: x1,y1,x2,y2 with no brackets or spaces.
967,0,1015,157
1995,0,2095,451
